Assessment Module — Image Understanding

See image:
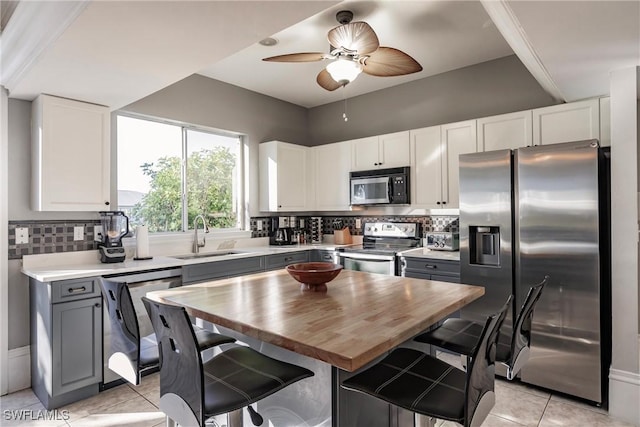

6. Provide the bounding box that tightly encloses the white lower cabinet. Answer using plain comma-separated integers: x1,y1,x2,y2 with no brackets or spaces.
314,141,351,210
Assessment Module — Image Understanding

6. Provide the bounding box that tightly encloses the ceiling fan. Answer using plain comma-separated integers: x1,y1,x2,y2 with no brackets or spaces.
262,10,423,91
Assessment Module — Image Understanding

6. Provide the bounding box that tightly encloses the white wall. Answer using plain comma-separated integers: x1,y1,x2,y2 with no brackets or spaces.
608,66,640,425
1,87,9,395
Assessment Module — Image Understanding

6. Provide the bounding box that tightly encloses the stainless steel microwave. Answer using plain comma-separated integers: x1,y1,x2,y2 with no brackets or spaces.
350,167,410,206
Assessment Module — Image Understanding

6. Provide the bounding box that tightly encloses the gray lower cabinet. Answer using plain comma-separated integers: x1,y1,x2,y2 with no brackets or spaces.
309,249,337,263
30,277,103,409
264,251,309,270
400,256,460,283
183,250,311,284
182,256,264,284
400,256,461,323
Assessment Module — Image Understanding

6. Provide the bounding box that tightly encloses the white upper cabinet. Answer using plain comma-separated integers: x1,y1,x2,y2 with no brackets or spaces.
411,120,476,209
259,141,312,212
477,110,533,151
532,98,600,145
31,94,110,211
351,131,410,171
411,126,443,208
313,141,352,211
441,120,477,208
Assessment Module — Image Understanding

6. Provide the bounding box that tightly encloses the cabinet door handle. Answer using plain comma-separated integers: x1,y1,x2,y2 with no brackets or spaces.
94,303,101,308
442,201,447,205
284,256,293,261
424,264,437,269
105,201,110,206
436,201,441,205
67,286,86,294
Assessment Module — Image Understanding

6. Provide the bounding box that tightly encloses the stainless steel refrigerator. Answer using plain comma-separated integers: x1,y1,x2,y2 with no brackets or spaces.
458,139,610,405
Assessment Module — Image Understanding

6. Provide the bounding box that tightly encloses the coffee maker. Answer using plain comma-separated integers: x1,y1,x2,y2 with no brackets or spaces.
269,217,295,246
98,211,129,263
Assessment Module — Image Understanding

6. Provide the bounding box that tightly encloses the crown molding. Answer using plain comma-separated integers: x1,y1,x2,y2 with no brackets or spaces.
0,1,89,96
481,0,565,103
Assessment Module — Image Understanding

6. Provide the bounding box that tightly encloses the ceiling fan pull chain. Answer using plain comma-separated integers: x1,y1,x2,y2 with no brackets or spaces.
343,92,348,122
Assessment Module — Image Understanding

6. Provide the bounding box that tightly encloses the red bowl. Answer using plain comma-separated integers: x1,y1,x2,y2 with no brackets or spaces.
286,262,343,291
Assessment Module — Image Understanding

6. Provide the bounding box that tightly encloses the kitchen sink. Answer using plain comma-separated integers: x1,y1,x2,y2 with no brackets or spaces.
172,251,244,260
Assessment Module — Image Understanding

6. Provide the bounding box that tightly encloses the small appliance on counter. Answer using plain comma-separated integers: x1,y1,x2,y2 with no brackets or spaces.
268,218,296,245
98,211,129,263
270,227,295,245
425,231,459,251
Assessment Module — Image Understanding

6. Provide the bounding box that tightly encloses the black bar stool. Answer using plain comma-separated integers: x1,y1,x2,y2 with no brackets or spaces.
100,278,235,385
142,296,314,427
342,296,511,427
415,276,548,380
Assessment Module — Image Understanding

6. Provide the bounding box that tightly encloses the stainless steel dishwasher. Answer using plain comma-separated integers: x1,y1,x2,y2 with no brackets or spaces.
100,267,182,387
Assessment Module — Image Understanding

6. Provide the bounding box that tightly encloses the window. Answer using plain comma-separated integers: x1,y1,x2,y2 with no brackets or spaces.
117,115,242,233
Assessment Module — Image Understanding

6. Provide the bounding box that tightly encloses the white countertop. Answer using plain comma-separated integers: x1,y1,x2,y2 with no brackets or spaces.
397,247,460,261
22,243,349,282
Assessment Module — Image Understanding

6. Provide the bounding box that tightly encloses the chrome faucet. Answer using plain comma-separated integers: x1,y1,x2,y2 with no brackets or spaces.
193,214,209,253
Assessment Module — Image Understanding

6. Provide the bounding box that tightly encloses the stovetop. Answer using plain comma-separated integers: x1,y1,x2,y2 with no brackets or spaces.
340,221,422,255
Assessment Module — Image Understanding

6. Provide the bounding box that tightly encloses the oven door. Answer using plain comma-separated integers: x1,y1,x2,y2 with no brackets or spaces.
338,252,396,276
350,176,391,205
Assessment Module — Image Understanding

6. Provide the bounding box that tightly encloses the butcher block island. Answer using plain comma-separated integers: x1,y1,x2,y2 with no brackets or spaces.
147,269,484,427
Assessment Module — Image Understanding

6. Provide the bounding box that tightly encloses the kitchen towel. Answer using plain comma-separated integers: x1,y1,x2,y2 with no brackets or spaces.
135,225,151,259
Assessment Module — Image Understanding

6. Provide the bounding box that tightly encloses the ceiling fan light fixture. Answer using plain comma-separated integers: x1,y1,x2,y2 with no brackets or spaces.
326,58,362,84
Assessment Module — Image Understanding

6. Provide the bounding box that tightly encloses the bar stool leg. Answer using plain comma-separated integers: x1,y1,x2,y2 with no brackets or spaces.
165,416,176,427
414,413,436,427
228,409,243,427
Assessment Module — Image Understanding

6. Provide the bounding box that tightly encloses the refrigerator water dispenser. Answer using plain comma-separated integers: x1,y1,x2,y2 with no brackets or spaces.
470,226,500,266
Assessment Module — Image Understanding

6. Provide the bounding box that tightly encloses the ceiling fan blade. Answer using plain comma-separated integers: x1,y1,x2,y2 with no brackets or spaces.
316,69,343,91
328,21,379,54
262,52,330,63
361,47,423,77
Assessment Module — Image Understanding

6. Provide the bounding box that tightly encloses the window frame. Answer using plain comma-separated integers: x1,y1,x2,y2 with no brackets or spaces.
115,112,246,234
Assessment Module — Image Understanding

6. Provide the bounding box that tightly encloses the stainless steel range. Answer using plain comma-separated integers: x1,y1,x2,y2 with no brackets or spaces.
337,221,421,276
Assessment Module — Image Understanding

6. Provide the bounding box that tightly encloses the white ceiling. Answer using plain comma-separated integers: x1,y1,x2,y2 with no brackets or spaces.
198,1,514,108
2,1,639,110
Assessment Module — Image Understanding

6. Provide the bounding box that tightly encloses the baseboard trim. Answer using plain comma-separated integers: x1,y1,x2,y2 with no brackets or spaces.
609,368,640,426
7,346,30,394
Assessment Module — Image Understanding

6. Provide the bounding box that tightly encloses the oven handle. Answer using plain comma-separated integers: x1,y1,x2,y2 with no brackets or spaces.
338,252,396,262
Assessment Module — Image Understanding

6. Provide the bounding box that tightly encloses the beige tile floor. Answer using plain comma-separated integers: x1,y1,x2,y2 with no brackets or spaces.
0,354,636,427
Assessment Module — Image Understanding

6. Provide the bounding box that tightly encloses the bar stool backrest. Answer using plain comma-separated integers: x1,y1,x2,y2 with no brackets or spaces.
508,276,548,380
465,295,511,427
100,279,143,385
143,297,205,427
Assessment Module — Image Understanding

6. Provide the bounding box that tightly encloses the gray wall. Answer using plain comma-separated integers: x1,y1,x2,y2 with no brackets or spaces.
308,55,556,145
122,74,311,221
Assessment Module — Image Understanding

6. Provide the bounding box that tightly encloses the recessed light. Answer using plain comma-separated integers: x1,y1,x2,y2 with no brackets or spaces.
259,37,278,47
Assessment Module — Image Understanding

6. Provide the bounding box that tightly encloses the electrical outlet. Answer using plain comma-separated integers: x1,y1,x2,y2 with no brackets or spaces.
355,218,362,229
15,227,29,244
74,226,84,241
94,225,103,242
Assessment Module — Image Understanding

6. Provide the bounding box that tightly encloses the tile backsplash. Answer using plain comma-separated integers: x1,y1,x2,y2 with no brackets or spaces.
8,215,459,260
8,220,100,260
250,215,459,238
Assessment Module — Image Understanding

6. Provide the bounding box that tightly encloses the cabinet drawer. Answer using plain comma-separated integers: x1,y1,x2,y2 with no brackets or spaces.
52,278,101,303
183,256,264,284
401,257,460,276
264,251,309,270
